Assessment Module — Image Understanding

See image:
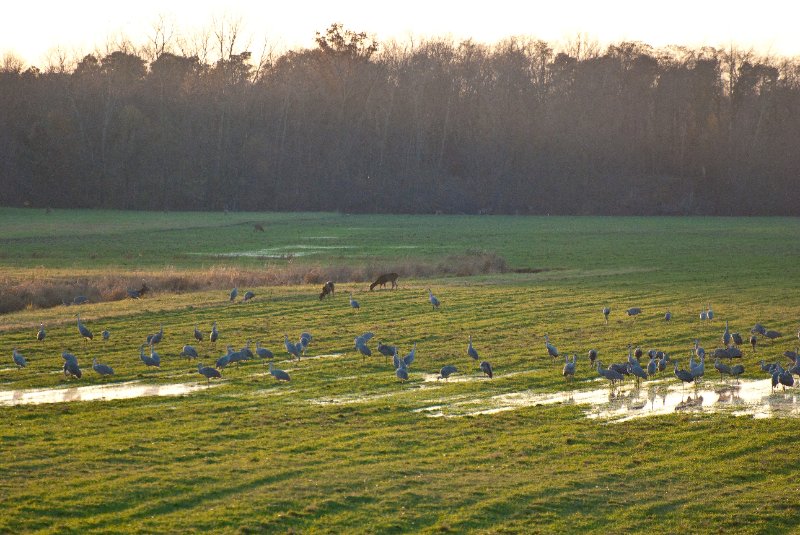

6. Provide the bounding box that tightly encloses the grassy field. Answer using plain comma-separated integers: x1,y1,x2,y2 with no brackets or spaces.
2,208,800,533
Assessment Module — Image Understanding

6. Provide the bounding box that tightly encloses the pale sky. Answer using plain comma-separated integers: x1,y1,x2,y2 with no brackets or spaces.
3,0,799,67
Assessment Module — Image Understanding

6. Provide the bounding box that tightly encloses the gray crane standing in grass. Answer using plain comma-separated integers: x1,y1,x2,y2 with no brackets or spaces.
37,323,45,341
544,334,559,360
139,344,160,368
102,329,110,341
438,365,458,381
12,348,26,368
268,362,290,382
750,334,758,352
194,324,204,343
92,357,114,377
596,361,623,386
198,363,221,385
403,343,416,368
723,321,731,348
377,342,397,364
243,290,255,301
467,335,480,361
647,355,658,379
588,349,598,369
63,358,82,379
480,360,493,379
284,334,301,360
428,289,440,310
349,292,360,310
255,342,273,360
707,304,714,322
714,358,732,379
764,330,782,342
699,308,707,321
149,325,164,346
730,363,745,383
602,306,611,324
216,347,234,369
299,332,313,355
355,336,372,360
626,346,647,386
229,287,238,302
731,332,743,347
181,345,199,359
664,310,672,321
76,314,93,342
210,322,219,346
626,307,642,320
563,355,576,382
240,341,254,360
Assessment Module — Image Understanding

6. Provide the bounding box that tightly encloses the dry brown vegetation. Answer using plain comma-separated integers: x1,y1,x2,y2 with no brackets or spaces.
0,252,508,314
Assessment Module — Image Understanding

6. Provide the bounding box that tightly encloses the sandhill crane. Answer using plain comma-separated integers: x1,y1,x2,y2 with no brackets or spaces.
627,347,647,386
12,348,26,368
468,335,480,361
779,368,794,390
707,304,714,321
438,365,458,381
229,287,238,302
149,324,164,346
396,366,409,381
198,363,221,385
764,330,782,342
480,360,493,378
664,310,672,321
602,307,611,324
240,341,254,360
634,346,643,362
255,342,273,360
37,323,45,341
690,354,705,381
149,345,161,367
544,335,558,360
268,362,290,382
243,291,255,301
194,324,204,343
76,314,93,342
210,322,219,345
596,361,623,386
714,358,732,379
750,335,758,352
62,351,78,365
588,349,598,368
723,321,731,348
731,332,743,347
626,307,642,320
694,340,705,359
284,334,301,360
73,295,89,305
673,361,695,389
227,345,246,364
699,308,708,321
730,364,744,384
751,323,766,336
428,289,440,310
647,355,658,379
355,336,372,360
403,343,416,368
181,345,199,359
563,355,576,382
63,358,82,379
377,342,396,363
92,357,114,377
658,353,669,372
349,293,360,310
216,347,234,369
102,329,110,341
139,344,159,368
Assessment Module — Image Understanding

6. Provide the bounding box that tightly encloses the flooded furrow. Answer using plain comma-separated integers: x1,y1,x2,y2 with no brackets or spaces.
0,380,215,406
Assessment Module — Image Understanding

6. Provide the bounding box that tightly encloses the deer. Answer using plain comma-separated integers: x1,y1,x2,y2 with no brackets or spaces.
370,273,398,291
319,281,335,300
253,223,265,232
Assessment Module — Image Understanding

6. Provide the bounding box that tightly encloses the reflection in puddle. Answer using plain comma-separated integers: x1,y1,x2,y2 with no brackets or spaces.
414,379,800,422
0,381,214,406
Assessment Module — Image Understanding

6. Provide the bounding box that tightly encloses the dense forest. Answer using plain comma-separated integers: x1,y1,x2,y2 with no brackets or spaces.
1,23,798,215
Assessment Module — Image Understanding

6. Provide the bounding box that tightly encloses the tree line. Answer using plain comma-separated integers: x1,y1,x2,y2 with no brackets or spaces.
1,24,798,215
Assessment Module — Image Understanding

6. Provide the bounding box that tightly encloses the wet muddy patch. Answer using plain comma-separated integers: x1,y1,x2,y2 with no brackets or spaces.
0,380,215,406
414,379,800,421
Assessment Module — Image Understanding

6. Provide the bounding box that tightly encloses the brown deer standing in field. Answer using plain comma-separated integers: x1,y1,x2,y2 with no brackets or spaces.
370,273,398,291
319,281,335,300
253,223,265,232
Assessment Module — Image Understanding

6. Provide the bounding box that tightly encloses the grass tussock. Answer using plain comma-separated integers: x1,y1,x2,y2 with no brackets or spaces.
0,251,507,314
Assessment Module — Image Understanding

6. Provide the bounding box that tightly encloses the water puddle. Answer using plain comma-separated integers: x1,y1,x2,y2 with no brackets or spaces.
207,245,356,259
0,380,215,406
414,379,800,421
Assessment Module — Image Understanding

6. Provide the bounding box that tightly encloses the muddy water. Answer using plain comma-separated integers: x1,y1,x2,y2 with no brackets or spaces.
0,380,213,406
415,378,800,421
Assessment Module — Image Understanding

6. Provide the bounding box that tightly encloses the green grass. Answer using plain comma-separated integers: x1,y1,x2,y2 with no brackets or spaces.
2,209,800,533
